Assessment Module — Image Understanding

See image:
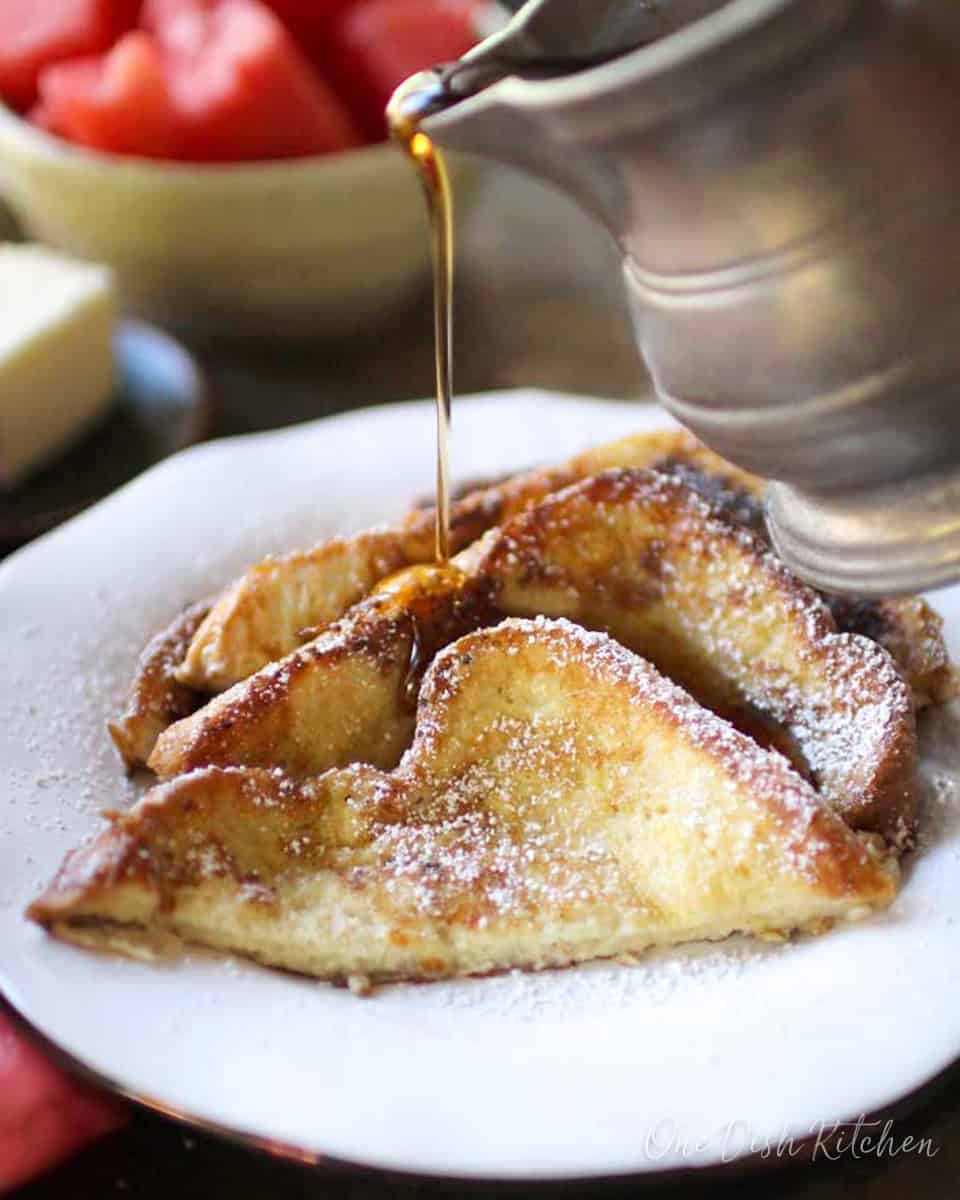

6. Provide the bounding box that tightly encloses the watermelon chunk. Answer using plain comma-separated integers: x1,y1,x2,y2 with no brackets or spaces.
35,0,363,161
147,0,363,160
0,0,140,110
258,0,358,70
34,34,183,158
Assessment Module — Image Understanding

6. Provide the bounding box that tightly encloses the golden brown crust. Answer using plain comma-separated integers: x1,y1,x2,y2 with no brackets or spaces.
148,469,916,847
475,470,918,847
409,428,744,543
175,529,418,694
184,429,954,708
824,594,959,709
115,431,953,773
148,568,498,780
171,431,715,698
30,620,898,983
107,602,210,770
645,456,956,710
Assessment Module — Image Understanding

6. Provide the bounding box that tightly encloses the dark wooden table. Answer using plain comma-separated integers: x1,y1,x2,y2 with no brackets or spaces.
10,167,960,1198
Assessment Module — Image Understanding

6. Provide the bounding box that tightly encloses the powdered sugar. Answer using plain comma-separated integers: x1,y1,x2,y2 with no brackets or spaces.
2,617,142,822
360,614,861,945
479,470,913,842
394,935,792,1025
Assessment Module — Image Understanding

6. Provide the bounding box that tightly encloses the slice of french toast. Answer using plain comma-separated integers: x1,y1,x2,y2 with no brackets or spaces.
30,619,898,984
123,432,949,773
150,564,496,781
114,431,953,772
149,470,917,847
173,527,417,699
648,456,957,709
173,431,743,695
108,602,210,770
475,471,917,845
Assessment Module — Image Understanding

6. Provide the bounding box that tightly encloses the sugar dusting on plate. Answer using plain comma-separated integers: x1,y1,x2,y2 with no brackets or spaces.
381,936,792,1027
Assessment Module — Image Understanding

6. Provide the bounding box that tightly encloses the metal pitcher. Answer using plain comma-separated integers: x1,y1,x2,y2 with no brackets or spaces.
408,0,960,596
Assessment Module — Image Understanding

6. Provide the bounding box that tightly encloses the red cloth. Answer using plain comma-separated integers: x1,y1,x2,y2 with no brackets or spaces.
0,1009,126,1193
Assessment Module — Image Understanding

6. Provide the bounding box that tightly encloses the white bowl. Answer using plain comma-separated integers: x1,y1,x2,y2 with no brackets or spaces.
0,104,478,342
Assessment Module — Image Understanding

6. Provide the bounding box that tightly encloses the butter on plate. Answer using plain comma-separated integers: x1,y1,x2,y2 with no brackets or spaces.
0,245,116,489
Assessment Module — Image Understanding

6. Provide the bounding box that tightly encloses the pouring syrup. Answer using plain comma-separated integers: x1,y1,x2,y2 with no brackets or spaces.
388,72,457,565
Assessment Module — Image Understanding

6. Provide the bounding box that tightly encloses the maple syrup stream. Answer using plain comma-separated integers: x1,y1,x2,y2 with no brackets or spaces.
388,77,455,565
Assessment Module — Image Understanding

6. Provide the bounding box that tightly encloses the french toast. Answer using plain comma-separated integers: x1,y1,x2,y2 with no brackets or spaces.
108,602,210,770
148,470,917,846
150,432,952,739
149,563,496,781
172,528,417,699
651,456,957,709
173,431,747,696
29,619,899,984
114,429,949,774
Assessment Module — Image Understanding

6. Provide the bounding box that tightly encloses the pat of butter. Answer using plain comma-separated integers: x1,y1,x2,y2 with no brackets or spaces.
0,245,116,489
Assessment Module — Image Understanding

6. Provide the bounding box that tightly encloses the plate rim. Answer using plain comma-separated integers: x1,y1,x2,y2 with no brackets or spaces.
5,967,960,1187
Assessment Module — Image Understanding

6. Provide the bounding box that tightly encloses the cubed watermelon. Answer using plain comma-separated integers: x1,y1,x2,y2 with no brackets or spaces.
0,0,140,110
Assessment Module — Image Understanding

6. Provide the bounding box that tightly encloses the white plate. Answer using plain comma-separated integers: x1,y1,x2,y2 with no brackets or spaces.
1,391,959,1182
